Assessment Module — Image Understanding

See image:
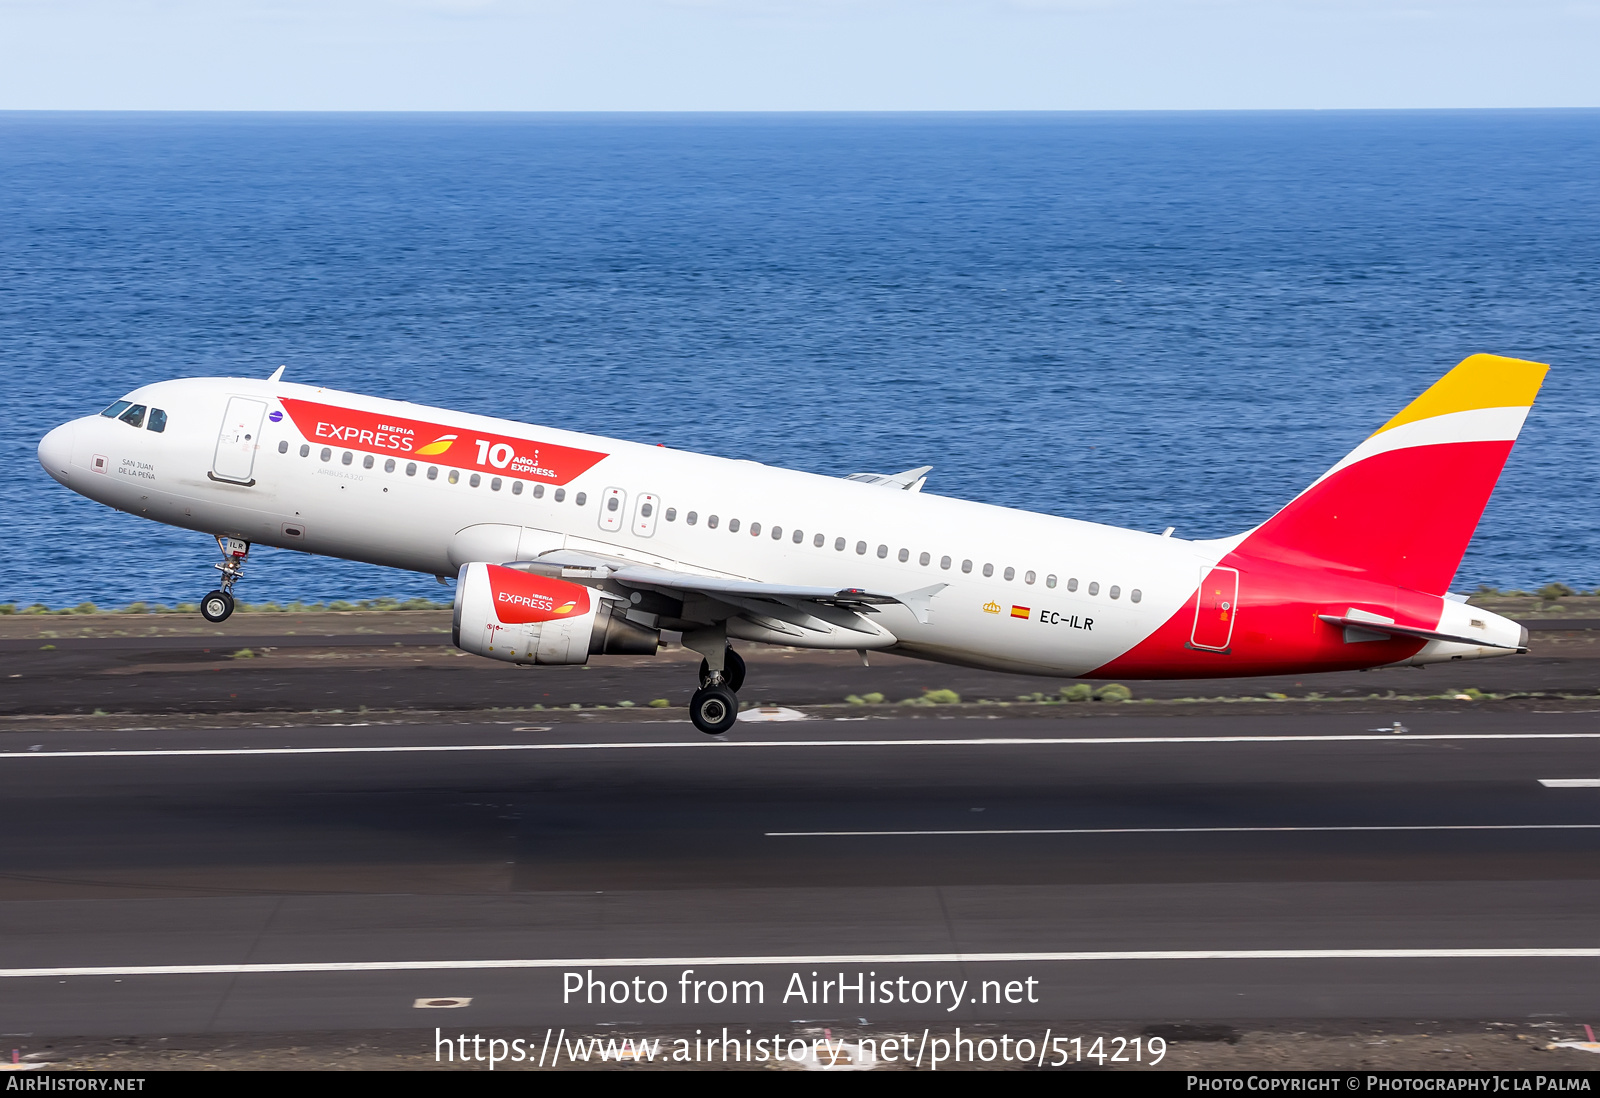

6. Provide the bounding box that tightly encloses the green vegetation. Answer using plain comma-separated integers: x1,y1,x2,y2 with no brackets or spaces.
1093,684,1133,702
231,649,255,659
845,692,886,705
1060,683,1093,702
648,698,671,708
900,689,962,706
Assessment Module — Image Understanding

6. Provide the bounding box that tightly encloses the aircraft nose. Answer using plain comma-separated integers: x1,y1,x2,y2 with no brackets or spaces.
38,422,75,486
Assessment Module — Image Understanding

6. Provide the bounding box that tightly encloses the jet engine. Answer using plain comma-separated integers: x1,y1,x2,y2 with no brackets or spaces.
452,562,659,665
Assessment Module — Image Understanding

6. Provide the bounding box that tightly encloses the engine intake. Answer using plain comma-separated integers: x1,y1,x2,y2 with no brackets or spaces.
452,562,659,665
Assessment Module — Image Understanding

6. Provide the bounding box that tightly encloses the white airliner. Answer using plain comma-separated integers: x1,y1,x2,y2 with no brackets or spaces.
38,354,1544,733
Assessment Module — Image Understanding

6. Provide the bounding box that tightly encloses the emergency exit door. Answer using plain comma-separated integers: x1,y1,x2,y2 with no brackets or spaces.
211,397,268,485
1190,566,1239,651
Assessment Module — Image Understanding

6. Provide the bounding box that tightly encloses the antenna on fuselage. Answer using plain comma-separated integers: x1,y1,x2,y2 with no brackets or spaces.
267,365,286,382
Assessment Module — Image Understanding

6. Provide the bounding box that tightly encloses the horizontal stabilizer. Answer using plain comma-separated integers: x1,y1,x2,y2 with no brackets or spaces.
1316,614,1526,652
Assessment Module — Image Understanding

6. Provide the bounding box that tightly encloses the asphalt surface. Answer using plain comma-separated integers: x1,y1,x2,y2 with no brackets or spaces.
2,708,1599,1037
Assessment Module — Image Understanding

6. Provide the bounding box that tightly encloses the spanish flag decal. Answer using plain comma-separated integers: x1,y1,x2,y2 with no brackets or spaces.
415,434,458,456
1011,605,1030,620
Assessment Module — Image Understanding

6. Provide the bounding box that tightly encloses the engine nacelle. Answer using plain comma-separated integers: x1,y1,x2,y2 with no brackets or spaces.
452,562,659,665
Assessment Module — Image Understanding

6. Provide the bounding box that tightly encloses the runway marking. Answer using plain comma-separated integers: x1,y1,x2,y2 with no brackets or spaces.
766,824,1600,837
4,949,1600,979
5,731,1600,760
1542,779,1600,787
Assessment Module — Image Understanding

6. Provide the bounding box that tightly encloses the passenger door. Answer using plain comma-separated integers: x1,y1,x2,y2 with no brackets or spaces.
1189,566,1239,651
211,397,268,485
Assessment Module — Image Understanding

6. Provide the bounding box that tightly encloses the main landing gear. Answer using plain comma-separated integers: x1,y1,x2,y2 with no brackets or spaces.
688,645,746,736
200,536,250,623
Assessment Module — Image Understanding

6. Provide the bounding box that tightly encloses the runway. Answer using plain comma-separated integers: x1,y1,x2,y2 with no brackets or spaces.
2,709,1599,1036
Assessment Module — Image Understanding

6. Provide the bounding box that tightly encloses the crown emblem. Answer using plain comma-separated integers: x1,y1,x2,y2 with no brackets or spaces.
982,601,1001,614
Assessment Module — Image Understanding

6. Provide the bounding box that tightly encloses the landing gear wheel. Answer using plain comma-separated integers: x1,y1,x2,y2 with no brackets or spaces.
200,590,235,623
698,648,746,693
689,684,739,736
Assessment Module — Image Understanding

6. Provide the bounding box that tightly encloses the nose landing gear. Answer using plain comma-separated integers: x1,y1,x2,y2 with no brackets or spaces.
200,536,250,623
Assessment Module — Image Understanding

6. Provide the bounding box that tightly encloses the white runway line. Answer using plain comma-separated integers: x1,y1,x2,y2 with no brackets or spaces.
767,824,1600,837
5,731,1600,760
4,948,1600,979
1542,779,1600,787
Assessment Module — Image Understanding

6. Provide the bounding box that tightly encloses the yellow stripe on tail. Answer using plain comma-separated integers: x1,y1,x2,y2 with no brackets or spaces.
1373,354,1549,436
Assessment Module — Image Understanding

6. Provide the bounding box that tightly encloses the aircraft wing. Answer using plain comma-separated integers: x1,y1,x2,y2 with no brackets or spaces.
842,465,931,491
506,549,947,632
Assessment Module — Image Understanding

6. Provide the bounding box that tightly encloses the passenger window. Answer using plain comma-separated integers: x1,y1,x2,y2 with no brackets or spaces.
793,530,804,544
1131,589,1142,603
449,470,460,484
962,560,972,573
687,511,698,525
835,537,845,551
427,466,438,480
119,404,146,428
708,515,718,529
1046,575,1057,588
277,440,288,454
406,462,417,476
575,492,587,506
919,552,930,566
1088,582,1100,596
941,555,951,570
491,477,502,491
770,526,782,540
1110,585,1121,599
1067,578,1078,591
554,488,565,502
512,481,522,495
898,548,909,562
729,519,740,532
665,507,676,521
1025,571,1036,585
147,409,168,433
300,444,311,458
607,496,620,512
533,484,544,497
342,451,353,465
101,400,132,419
812,533,823,547
982,563,994,578
641,502,653,518
1003,566,1014,581
321,448,332,462
363,454,374,469
748,522,760,536
385,458,395,473
856,541,867,555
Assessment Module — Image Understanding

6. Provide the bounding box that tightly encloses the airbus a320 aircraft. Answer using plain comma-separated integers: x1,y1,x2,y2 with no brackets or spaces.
38,354,1545,734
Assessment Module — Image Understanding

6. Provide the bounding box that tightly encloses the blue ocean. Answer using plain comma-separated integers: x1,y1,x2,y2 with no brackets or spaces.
3,111,1597,609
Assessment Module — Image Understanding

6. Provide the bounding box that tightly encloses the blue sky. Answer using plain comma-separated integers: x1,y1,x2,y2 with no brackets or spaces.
1,1,1596,110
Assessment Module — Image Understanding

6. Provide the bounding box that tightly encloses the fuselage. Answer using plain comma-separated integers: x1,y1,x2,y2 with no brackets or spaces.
37,374,1529,680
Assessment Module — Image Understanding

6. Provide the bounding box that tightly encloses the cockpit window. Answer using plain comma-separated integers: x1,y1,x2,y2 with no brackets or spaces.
118,404,147,429
101,400,132,419
147,408,168,433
